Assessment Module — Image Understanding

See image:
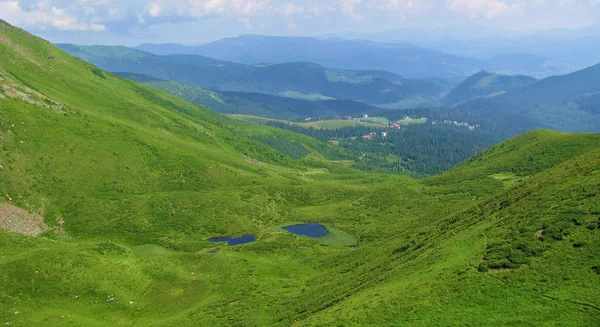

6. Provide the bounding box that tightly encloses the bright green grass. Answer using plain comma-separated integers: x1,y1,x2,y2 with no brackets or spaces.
0,21,599,327
303,120,382,129
226,114,283,124
361,116,390,125
397,117,428,125
490,172,525,189
228,115,382,130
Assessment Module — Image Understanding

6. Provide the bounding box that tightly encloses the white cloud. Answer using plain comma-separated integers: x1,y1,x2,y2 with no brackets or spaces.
277,2,304,16
148,1,162,17
339,0,363,21
1,0,599,35
0,0,106,31
376,0,430,19
238,16,253,28
180,0,272,17
446,0,520,18
380,0,417,11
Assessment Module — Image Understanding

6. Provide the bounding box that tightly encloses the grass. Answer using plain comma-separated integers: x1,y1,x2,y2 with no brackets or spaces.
228,115,382,130
303,120,381,129
226,114,283,124
397,117,428,125
0,21,599,326
490,172,525,189
361,116,390,125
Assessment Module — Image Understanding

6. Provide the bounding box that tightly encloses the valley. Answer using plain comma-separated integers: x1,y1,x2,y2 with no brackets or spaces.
0,18,599,327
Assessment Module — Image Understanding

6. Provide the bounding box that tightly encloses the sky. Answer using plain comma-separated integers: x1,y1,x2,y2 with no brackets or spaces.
1,0,600,45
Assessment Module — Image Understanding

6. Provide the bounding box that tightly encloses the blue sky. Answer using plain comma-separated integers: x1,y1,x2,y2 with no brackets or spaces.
1,0,600,45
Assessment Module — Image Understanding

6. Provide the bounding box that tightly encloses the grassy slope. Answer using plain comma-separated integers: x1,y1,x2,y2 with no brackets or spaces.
0,22,599,326
301,146,600,325
0,20,359,242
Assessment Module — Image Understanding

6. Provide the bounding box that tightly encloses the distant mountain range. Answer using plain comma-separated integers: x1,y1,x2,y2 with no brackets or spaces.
58,43,450,109
115,72,380,120
324,25,600,77
136,34,594,78
135,36,483,78
58,42,600,134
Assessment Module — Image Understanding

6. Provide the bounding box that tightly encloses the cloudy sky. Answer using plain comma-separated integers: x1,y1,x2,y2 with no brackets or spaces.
1,0,599,45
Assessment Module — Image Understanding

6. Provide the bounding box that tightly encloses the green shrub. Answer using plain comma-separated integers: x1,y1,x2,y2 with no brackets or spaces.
478,263,489,272
91,67,106,79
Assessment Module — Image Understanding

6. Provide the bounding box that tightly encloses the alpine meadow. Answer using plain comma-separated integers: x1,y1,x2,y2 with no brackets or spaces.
0,5,600,327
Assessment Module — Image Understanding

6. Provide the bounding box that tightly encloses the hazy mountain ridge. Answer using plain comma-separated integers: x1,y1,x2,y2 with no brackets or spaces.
134,35,569,78
62,41,600,135
137,35,485,78
325,24,600,77
115,72,381,120
59,43,447,108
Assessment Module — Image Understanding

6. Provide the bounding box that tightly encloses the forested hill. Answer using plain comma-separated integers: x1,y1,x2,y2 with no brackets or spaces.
115,72,382,120
442,70,537,107
456,63,600,132
58,43,447,109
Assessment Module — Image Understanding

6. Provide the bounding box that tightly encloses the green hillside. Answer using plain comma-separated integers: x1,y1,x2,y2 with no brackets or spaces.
457,64,600,132
442,70,536,107
57,44,447,108
1,21,599,327
0,19,354,242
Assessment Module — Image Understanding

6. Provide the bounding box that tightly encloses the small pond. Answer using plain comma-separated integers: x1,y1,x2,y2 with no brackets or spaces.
283,223,329,238
208,235,256,246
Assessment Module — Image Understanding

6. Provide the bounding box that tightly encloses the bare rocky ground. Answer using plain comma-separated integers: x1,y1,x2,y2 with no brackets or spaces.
0,70,64,112
0,204,48,237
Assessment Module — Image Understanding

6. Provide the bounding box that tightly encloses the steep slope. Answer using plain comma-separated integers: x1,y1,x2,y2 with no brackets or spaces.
295,137,600,326
457,63,600,132
58,44,446,108
116,72,381,120
0,20,350,242
427,130,600,196
443,71,536,106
